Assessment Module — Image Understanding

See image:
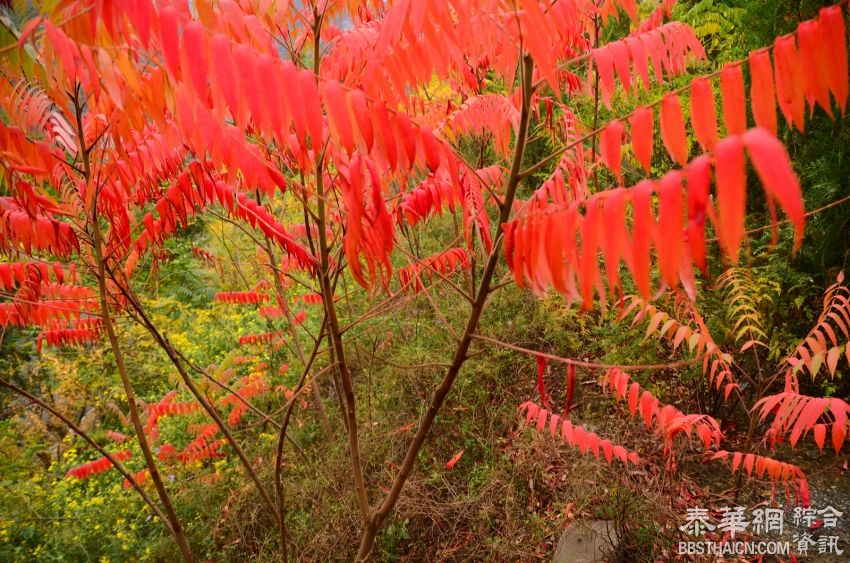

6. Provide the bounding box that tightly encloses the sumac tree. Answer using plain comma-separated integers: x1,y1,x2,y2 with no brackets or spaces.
0,0,848,560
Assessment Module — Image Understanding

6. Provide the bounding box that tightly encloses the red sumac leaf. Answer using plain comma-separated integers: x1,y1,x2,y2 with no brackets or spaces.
660,94,688,165
592,46,616,109
813,424,826,450
181,22,209,100
742,128,805,249
749,50,777,134
797,20,832,117
819,6,848,114
720,64,746,135
774,36,805,132
656,171,683,289
713,135,746,262
445,449,465,469
629,107,653,174
600,120,624,183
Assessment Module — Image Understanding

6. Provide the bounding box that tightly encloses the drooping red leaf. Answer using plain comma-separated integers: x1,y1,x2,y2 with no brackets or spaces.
773,36,805,132
630,180,655,298
656,171,683,289
748,50,778,134
720,64,746,135
660,94,688,165
689,77,718,151
445,449,465,469
797,20,833,117
819,6,848,115
158,7,181,80
742,128,805,249
628,107,654,174
592,46,616,109
713,135,746,262
181,22,209,101
813,424,826,450
600,120,624,184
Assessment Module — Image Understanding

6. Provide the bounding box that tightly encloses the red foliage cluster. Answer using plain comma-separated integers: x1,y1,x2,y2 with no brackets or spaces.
37,323,102,353
442,94,519,158
145,398,199,440
158,443,177,461
131,164,316,275
178,437,226,464
526,109,588,210
122,469,149,489
505,129,803,307
238,331,282,346
397,248,470,293
105,430,128,443
592,22,706,108
0,197,79,258
601,368,722,459
227,402,248,426
755,392,849,454
711,451,810,507
0,297,100,328
0,261,75,290
65,450,131,480
185,424,219,440
519,402,640,466
258,306,284,319
191,246,223,273
220,377,270,407
298,293,323,305
213,291,270,305
230,355,256,365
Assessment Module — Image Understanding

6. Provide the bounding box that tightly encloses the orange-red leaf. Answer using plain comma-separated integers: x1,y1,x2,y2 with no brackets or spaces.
813,423,826,450
689,77,718,151
713,135,746,262
536,356,549,409
445,449,465,469
819,6,848,115
629,107,653,174
774,36,805,132
720,64,746,135
656,171,683,289
660,94,688,165
742,128,805,250
323,81,355,155
593,46,616,109
797,20,832,117
630,180,655,298
686,155,711,274
159,7,181,80
600,120,624,183
749,50,777,134
181,22,209,100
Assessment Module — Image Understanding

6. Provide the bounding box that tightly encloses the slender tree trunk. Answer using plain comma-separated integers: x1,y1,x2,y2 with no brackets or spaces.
92,232,194,563
356,55,535,560
309,8,371,523
72,92,194,562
